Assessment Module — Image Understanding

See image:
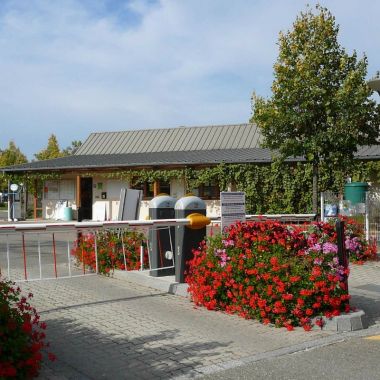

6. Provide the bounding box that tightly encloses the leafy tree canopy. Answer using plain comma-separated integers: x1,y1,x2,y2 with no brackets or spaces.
34,134,63,161
252,5,380,211
0,141,28,168
0,141,28,190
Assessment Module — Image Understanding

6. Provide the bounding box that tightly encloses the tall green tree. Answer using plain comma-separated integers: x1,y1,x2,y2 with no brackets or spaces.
34,134,63,161
252,5,380,213
0,141,28,189
0,141,28,167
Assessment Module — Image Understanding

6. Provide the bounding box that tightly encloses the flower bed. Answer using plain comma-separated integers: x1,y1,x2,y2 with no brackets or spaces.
71,229,148,274
186,220,376,330
0,277,55,378
340,217,377,263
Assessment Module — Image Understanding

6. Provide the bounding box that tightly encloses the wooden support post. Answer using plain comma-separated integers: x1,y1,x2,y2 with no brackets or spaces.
76,175,81,208
153,181,160,197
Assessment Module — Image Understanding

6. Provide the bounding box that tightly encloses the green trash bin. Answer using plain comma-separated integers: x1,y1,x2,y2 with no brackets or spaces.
62,206,73,221
344,182,368,205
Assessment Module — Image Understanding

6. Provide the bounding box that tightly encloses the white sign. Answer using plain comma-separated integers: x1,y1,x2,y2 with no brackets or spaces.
220,191,246,231
93,201,109,221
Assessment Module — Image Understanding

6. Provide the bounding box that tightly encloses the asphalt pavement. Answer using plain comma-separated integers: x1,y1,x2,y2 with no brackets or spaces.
10,261,378,379
200,330,380,380
1,225,379,379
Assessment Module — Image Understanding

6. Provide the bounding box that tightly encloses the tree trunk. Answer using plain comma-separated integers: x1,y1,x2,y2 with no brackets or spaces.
312,162,318,215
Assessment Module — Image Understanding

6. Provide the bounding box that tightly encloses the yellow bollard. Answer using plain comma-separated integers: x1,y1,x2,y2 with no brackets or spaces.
186,213,211,230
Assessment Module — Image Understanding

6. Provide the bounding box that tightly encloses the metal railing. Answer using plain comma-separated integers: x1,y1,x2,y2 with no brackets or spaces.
0,219,189,282
0,214,318,282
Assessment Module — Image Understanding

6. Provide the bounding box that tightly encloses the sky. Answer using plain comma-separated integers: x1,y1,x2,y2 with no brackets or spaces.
1,0,380,159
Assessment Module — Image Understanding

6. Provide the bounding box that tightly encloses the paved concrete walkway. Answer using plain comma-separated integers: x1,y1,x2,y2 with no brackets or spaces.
0,209,7,221
15,261,380,379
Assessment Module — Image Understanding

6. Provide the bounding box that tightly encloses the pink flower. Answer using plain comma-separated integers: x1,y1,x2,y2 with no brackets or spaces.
313,258,323,265
345,237,361,252
322,243,338,254
222,239,235,247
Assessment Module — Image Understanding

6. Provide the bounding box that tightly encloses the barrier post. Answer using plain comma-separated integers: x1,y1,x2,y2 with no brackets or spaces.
148,195,176,276
140,244,144,271
175,196,210,283
336,220,349,291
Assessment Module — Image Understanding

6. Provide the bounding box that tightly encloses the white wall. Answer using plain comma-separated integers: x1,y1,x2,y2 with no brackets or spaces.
42,177,221,220
92,178,129,221
139,200,150,220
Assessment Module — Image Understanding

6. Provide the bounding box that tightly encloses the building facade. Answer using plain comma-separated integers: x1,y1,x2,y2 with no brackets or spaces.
3,123,380,221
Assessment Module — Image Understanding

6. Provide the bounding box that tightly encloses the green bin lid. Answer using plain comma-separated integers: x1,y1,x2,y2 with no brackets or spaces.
344,182,368,187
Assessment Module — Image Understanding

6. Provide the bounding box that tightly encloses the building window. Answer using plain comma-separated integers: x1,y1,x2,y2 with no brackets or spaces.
44,180,75,200
132,181,154,199
196,182,220,200
44,180,59,200
132,180,171,198
158,181,171,196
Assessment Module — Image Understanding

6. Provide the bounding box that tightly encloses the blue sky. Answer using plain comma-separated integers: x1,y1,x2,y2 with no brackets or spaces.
1,0,380,158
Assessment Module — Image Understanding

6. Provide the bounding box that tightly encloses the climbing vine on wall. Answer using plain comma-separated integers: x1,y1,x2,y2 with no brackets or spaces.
3,159,379,214
78,161,378,214
2,172,62,194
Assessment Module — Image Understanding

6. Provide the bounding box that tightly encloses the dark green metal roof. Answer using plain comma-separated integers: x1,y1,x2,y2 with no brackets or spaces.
2,148,276,172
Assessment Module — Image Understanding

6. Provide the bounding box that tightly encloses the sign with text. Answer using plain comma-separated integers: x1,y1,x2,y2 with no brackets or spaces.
220,191,246,231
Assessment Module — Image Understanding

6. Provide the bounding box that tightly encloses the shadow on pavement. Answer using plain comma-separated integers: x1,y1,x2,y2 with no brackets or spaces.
39,292,169,314
350,293,380,327
39,317,231,379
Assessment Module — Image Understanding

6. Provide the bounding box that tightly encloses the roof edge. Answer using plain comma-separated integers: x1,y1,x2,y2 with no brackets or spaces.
82,122,255,137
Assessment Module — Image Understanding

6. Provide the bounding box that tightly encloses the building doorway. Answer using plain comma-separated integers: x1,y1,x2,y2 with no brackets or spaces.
79,178,93,221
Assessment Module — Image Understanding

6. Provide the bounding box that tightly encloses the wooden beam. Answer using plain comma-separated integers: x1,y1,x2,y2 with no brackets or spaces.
153,181,160,197
76,175,81,208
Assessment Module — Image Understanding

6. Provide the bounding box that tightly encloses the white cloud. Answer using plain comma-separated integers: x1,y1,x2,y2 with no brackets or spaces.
0,0,379,157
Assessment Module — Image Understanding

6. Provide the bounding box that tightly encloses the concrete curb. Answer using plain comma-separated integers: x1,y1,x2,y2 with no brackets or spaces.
112,270,189,297
313,309,368,332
